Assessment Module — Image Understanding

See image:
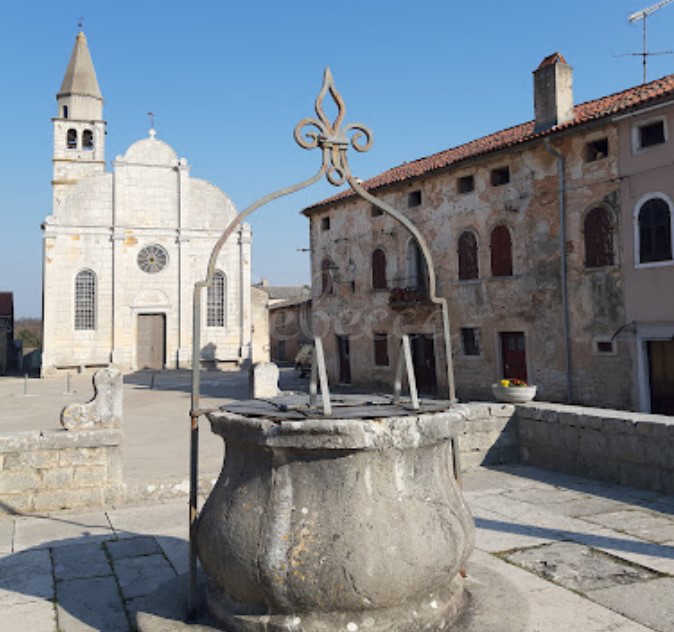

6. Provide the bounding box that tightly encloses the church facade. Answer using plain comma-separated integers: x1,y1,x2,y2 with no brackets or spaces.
42,32,252,375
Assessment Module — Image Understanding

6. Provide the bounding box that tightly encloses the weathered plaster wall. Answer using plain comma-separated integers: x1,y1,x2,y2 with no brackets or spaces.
309,123,631,408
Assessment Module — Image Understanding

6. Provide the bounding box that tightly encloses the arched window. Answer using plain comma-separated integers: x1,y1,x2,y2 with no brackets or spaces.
321,258,334,295
584,207,614,267
67,128,77,149
490,224,513,277
82,129,94,150
372,248,387,289
638,197,672,263
458,231,479,280
74,269,96,330
207,270,226,327
62,105,69,119
406,240,427,290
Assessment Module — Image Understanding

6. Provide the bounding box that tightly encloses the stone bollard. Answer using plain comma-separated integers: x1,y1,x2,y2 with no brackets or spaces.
249,362,279,399
61,368,123,430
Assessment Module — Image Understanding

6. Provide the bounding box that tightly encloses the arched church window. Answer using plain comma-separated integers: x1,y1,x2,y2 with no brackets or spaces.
62,105,69,119
67,128,77,149
137,244,168,274
82,129,94,150
74,269,96,330
207,270,226,327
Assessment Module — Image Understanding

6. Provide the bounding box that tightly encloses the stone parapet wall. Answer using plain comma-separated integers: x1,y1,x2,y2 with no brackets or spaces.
458,403,519,471
0,428,123,513
517,402,674,494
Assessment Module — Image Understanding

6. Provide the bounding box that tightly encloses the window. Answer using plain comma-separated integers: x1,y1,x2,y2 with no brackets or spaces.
74,269,96,330
373,333,389,366
408,190,422,207
584,138,608,162
62,105,69,119
207,270,226,327
321,258,334,295
457,175,475,194
461,328,480,356
490,224,513,277
321,216,330,231
584,206,614,267
372,248,387,289
137,244,168,274
406,240,427,290
458,231,479,280
490,166,510,187
638,197,672,263
371,205,384,217
82,129,94,150
67,128,77,149
595,339,616,355
637,120,665,149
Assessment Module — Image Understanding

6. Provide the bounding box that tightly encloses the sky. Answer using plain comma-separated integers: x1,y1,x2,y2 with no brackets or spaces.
2,0,674,317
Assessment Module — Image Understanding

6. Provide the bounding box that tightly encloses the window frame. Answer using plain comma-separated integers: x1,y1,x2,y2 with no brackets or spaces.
206,270,226,327
634,192,674,268
74,269,96,331
632,117,667,153
371,247,387,290
373,332,389,367
408,190,422,208
457,174,475,194
584,137,609,162
490,223,514,277
460,327,481,356
67,128,78,149
490,166,510,187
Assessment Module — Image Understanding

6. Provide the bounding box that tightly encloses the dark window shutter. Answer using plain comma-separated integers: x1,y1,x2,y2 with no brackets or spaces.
490,225,513,277
584,207,614,267
458,231,479,280
372,249,387,289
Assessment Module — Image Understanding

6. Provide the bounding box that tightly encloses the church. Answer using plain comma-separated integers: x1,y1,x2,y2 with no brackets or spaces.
41,31,252,376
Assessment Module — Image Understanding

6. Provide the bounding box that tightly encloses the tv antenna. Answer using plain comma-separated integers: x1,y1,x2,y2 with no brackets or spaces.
627,0,674,83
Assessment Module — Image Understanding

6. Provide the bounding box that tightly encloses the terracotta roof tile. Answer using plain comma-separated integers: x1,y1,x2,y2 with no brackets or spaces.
304,74,674,213
537,52,568,69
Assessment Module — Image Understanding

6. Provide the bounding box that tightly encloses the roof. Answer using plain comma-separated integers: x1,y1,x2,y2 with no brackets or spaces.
58,31,102,100
0,292,14,318
304,73,674,214
255,285,311,301
269,297,312,311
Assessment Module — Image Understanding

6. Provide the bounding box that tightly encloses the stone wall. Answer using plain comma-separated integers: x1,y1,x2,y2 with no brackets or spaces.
517,402,674,495
0,368,124,514
458,403,519,470
0,428,123,513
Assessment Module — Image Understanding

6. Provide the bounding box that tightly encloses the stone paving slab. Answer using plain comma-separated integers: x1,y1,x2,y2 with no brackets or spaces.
582,509,674,543
113,553,177,600
503,540,661,592
0,548,53,606
4,599,57,632
106,500,189,539
52,541,111,580
587,577,674,632
0,518,13,554
106,535,162,560
56,575,128,632
13,509,113,552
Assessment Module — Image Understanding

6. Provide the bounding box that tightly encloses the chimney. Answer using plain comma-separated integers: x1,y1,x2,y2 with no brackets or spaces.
533,53,574,133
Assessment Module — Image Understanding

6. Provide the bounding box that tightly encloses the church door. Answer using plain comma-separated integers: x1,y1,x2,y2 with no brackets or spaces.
137,314,166,370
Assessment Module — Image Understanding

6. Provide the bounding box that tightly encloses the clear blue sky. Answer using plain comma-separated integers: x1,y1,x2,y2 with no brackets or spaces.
2,0,674,317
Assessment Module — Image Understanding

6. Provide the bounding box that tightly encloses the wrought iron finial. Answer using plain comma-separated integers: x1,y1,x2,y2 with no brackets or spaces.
78,17,84,31
294,67,373,186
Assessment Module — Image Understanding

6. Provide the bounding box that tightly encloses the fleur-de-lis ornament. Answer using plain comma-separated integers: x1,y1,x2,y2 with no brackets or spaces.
294,68,373,186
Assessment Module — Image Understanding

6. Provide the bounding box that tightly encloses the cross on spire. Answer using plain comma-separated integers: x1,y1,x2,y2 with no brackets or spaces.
78,17,83,31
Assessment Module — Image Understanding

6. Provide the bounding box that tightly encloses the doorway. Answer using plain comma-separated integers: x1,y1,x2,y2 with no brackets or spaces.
336,335,351,384
648,340,674,414
500,331,527,381
137,313,166,370
411,334,437,394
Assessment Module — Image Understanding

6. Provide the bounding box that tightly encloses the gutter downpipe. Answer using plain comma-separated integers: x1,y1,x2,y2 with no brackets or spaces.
544,138,572,404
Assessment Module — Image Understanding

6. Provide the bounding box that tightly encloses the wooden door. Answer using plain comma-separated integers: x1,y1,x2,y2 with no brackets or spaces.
648,340,674,414
500,332,527,381
411,334,437,394
337,335,351,384
137,314,166,370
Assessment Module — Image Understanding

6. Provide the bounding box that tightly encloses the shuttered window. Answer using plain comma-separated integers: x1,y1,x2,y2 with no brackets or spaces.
458,231,479,280
490,224,513,277
639,198,672,263
584,207,614,267
372,249,387,289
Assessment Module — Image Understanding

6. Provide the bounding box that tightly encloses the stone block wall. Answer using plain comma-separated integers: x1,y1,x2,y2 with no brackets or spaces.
517,402,674,494
458,403,519,471
0,428,123,513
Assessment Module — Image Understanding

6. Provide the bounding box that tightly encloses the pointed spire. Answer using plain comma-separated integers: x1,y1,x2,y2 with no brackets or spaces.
58,31,101,99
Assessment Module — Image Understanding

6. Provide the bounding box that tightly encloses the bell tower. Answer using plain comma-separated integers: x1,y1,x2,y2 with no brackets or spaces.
52,31,106,211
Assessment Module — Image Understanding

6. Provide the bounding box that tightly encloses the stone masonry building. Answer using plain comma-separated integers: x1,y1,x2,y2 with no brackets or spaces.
42,32,252,375
303,53,674,414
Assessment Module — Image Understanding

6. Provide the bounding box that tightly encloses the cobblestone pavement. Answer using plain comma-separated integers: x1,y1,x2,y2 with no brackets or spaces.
1,464,673,631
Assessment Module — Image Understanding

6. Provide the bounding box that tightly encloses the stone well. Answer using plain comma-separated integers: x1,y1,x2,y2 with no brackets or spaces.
195,396,475,631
